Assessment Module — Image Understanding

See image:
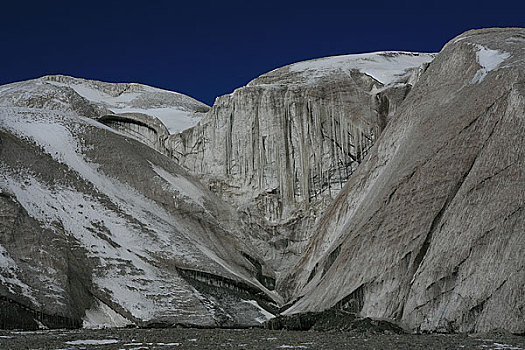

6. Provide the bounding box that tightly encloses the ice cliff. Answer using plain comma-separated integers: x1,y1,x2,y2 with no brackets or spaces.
168,51,434,277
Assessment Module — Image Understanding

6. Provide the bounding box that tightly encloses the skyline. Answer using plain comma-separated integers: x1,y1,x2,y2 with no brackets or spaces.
2,0,525,105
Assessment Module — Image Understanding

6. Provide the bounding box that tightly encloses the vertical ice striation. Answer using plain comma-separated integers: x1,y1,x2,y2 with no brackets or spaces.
167,52,435,276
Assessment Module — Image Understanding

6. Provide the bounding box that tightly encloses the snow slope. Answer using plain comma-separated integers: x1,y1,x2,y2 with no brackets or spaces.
283,28,525,334
248,51,435,87
0,75,209,135
42,75,210,134
0,104,276,329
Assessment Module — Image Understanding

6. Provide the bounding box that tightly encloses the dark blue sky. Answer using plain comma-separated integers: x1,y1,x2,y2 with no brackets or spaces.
2,0,524,105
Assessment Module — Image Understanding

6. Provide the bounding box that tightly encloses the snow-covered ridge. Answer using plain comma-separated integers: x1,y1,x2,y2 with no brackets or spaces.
470,44,511,84
248,51,436,87
0,75,210,135
41,75,210,134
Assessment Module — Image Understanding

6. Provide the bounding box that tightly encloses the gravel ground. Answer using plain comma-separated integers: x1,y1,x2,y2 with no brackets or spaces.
0,328,524,350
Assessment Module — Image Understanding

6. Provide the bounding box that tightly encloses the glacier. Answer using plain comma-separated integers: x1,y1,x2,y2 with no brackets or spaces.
0,28,524,333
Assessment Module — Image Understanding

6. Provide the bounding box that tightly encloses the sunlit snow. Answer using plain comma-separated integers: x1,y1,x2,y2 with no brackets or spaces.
45,79,206,134
471,44,510,84
241,299,275,323
287,51,435,85
83,300,133,329
65,339,119,345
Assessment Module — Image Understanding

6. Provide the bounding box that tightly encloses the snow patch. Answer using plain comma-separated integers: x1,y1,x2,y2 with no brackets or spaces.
65,339,119,345
471,44,510,84
286,51,435,85
0,243,39,305
453,35,473,44
124,342,181,347
490,343,524,350
45,79,205,134
113,107,203,134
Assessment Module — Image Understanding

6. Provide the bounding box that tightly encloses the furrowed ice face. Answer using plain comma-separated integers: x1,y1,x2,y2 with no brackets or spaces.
168,50,436,285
